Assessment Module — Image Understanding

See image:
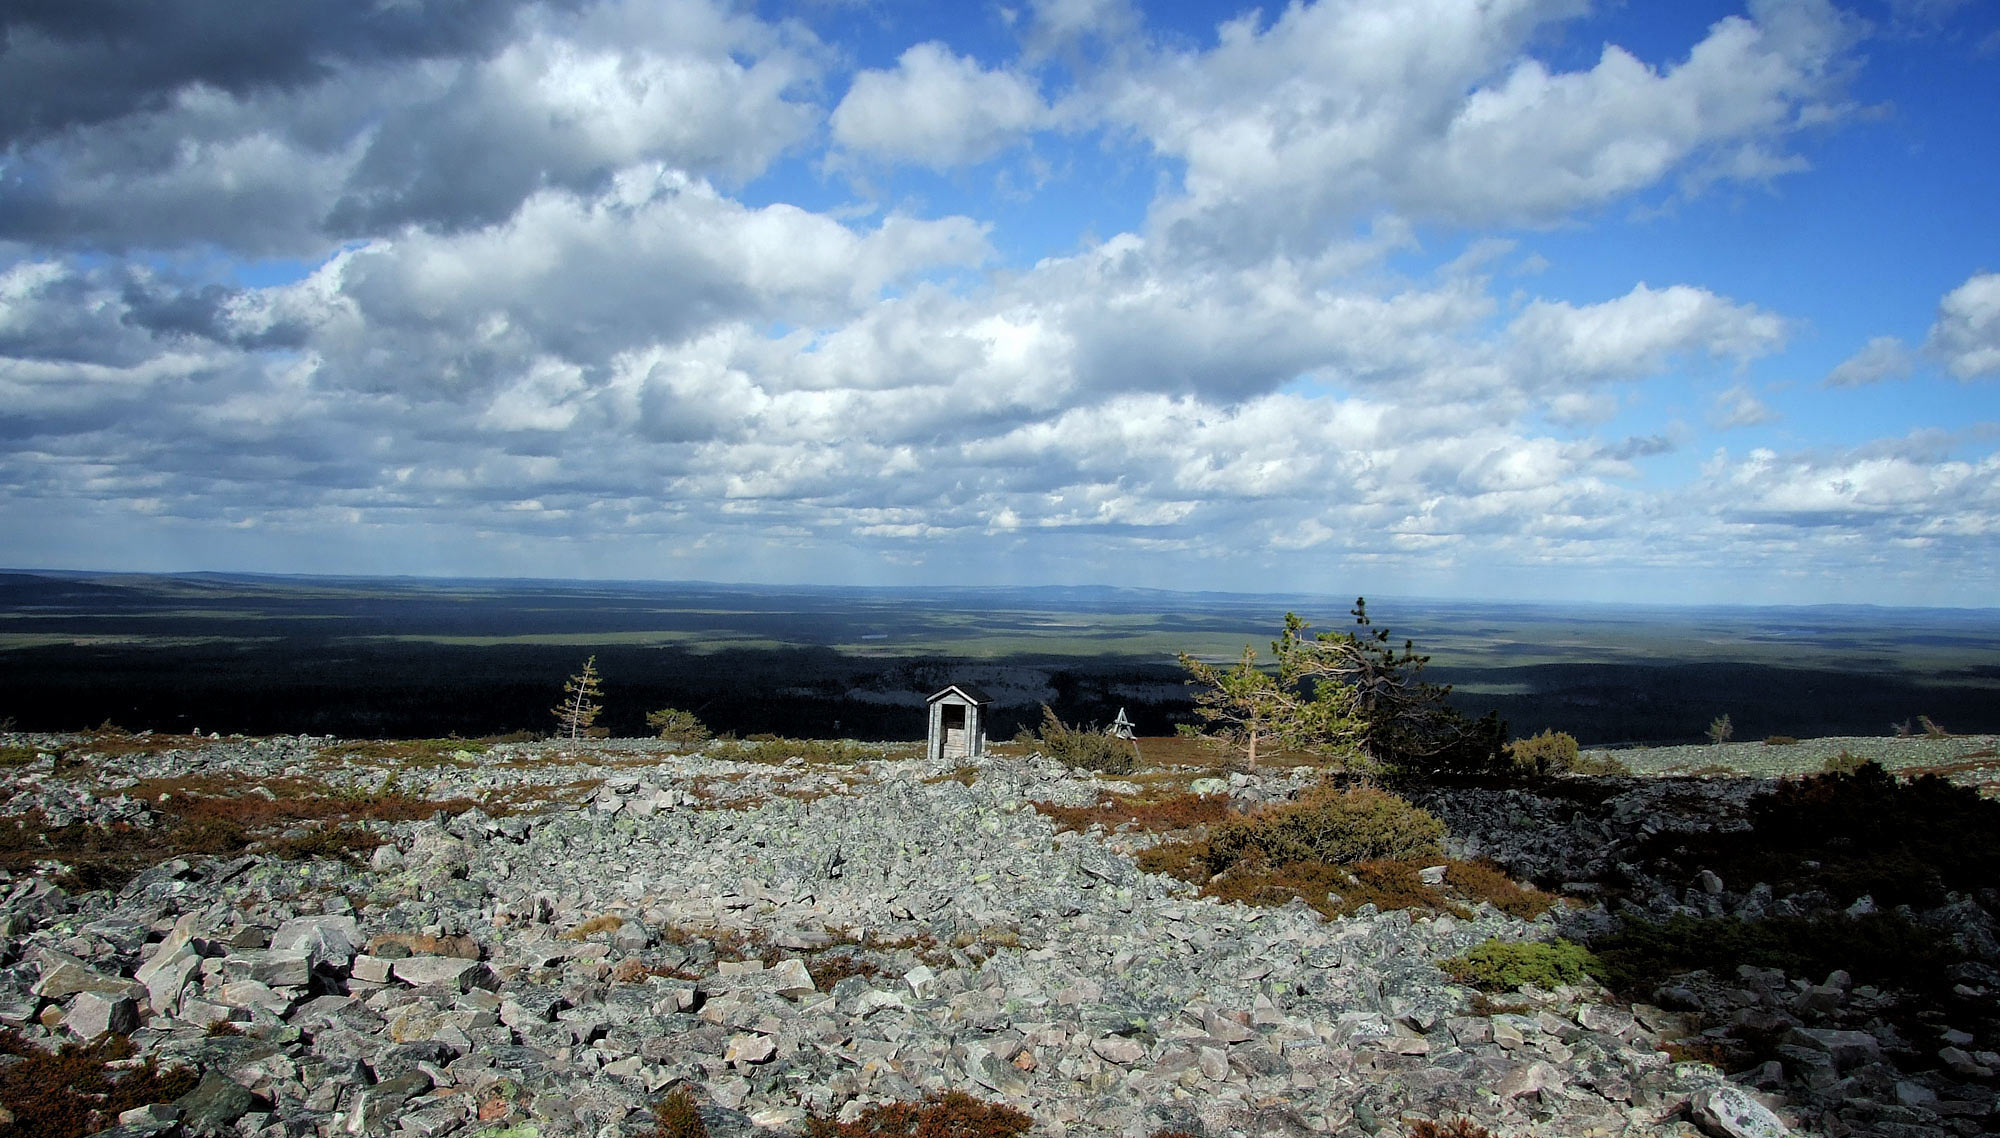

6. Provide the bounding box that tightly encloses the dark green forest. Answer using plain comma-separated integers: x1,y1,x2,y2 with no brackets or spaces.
2,572,1994,744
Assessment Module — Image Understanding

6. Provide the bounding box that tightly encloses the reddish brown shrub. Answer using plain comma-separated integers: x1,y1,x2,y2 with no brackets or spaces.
0,1030,198,1138
1405,1120,1503,1138
1444,859,1556,919
1033,792,1232,834
652,1088,709,1138
799,1090,1032,1138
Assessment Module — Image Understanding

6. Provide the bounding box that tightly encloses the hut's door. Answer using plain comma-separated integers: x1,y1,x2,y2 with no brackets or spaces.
942,703,967,758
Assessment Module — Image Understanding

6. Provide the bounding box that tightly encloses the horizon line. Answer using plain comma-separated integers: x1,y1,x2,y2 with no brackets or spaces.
6,565,1998,616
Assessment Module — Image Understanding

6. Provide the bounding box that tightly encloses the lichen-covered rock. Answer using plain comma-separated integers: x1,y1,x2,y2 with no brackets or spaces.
1690,1084,1790,1138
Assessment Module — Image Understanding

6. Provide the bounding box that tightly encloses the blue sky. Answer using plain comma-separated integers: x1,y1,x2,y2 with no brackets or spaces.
1,0,1997,605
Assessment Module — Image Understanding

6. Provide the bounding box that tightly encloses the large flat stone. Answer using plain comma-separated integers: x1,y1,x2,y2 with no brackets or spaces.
270,914,361,967
391,955,481,990
64,990,139,1038
1691,1085,1791,1138
724,1033,776,1064
33,951,144,1001
175,1071,259,1137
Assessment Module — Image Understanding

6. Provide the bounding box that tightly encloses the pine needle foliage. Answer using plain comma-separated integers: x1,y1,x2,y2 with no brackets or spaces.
552,656,605,741
1180,598,1502,775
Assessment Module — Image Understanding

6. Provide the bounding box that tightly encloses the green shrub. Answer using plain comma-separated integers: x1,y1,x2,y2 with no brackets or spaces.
0,746,37,768
1441,937,1598,991
1821,749,1865,774
1587,912,1960,1000
1762,735,1799,746
1506,730,1578,776
1026,706,1136,775
1568,752,1630,776
1206,784,1444,873
645,708,711,746
1748,760,1998,905
1636,759,2000,912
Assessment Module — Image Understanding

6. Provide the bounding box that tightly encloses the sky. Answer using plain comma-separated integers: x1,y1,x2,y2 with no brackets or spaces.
2,0,1998,606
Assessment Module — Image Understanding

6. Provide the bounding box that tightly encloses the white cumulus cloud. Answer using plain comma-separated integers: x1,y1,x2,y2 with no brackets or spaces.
1826,335,1915,387
1927,271,2000,379
832,43,1050,168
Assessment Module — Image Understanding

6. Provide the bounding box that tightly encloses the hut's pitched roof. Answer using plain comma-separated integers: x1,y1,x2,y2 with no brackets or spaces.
926,683,993,705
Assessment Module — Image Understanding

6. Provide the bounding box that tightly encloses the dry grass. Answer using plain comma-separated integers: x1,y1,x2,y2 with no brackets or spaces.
806,953,886,990
484,777,604,812
1120,734,1331,772
52,728,216,758
1901,750,2000,778
719,738,884,766
560,914,625,941
655,923,775,963
319,738,489,765
1465,993,1534,1017
610,958,700,984
1660,1034,1739,1069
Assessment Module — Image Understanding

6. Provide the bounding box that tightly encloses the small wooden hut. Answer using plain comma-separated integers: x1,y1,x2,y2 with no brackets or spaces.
925,684,992,763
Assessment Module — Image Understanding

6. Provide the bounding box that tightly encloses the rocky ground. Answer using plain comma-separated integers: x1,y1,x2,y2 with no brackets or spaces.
0,731,1995,1138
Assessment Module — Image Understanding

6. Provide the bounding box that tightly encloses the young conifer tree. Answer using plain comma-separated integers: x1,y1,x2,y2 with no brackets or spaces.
553,656,604,741
1177,644,1285,768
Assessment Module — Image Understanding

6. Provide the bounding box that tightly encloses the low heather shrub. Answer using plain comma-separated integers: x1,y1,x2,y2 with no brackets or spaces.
1441,938,1598,991
1506,730,1579,776
1587,911,1960,1001
1206,784,1444,873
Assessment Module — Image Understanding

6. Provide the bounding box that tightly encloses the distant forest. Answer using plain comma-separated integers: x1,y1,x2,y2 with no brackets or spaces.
2,572,1995,745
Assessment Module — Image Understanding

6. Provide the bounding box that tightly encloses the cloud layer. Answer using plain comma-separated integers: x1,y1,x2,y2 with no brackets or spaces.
1,0,1995,603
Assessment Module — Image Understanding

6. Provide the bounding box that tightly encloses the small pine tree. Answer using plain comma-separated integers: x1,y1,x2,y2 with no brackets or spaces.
1177,644,1287,768
1705,713,1733,745
553,656,604,741
645,706,710,746
1178,598,1497,776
